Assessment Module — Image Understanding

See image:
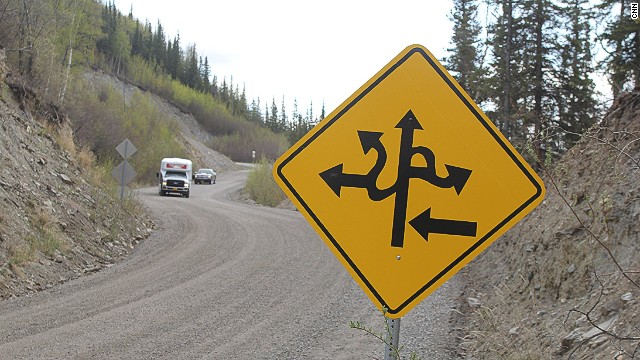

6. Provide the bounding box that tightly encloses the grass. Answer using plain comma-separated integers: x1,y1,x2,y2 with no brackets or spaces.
7,207,68,265
8,244,36,266
244,158,287,207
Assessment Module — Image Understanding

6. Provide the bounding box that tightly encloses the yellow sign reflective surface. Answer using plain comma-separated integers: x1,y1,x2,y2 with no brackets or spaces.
273,45,545,318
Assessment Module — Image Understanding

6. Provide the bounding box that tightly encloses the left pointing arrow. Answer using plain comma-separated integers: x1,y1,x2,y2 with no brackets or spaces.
408,208,477,242
319,163,369,197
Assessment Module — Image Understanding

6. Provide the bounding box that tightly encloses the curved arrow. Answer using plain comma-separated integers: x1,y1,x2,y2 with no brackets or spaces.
320,131,396,200
408,208,477,242
410,146,472,195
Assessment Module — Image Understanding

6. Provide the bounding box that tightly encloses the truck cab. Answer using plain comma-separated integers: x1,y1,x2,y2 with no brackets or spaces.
158,158,192,198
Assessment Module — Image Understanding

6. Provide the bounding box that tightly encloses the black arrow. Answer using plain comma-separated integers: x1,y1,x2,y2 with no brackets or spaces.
408,208,477,242
319,163,369,197
320,131,396,199
391,110,422,247
409,146,472,195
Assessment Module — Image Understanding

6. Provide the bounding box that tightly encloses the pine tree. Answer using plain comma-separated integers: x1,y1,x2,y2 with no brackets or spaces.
486,0,525,141
249,98,262,124
166,34,182,80
237,85,248,119
598,0,640,97
200,56,211,92
279,96,288,132
556,0,599,148
211,75,219,98
520,0,559,160
445,0,486,103
181,44,200,90
151,20,166,68
270,98,280,132
131,20,144,57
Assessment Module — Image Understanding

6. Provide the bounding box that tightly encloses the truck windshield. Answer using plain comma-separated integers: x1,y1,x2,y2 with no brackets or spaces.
165,171,187,179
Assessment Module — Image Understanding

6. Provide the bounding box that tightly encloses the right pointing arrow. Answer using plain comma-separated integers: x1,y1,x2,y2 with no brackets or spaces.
408,208,477,242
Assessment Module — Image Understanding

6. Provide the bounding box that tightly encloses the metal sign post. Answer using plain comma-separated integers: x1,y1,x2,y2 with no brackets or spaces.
384,317,401,360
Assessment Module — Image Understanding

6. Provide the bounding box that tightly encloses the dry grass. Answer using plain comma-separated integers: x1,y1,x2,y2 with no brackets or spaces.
24,207,66,259
50,124,76,156
77,145,96,169
8,241,36,265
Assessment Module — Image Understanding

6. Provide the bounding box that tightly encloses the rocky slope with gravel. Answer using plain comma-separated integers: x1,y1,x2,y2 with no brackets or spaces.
456,91,640,359
0,50,237,301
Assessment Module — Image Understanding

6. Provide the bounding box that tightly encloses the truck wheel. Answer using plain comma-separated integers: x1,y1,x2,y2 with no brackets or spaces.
159,188,165,196
185,191,190,198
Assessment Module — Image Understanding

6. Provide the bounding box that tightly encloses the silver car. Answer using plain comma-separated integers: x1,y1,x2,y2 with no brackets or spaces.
194,168,217,184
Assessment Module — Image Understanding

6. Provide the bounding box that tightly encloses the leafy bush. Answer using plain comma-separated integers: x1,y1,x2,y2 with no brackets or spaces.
64,76,188,184
125,55,289,162
244,159,286,207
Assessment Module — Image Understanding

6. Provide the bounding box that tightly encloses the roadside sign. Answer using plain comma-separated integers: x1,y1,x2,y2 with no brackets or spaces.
113,139,137,200
273,45,545,318
116,138,137,159
111,160,136,186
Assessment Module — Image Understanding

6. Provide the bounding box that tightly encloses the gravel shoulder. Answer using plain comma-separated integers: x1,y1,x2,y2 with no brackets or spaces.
0,170,461,359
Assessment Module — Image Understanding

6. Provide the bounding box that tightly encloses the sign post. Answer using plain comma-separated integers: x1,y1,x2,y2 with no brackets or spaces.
112,138,137,200
383,317,400,360
273,45,545,354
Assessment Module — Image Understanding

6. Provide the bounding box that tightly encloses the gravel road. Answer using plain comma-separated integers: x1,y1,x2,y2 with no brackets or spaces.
0,170,462,359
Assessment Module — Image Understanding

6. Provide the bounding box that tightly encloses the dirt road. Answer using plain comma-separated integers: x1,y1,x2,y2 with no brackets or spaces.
0,170,461,359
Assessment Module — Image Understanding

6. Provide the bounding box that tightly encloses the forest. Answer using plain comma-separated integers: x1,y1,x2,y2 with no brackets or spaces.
445,0,639,165
0,0,638,170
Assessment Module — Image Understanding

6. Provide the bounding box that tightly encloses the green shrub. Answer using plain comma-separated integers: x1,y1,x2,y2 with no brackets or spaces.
244,159,286,207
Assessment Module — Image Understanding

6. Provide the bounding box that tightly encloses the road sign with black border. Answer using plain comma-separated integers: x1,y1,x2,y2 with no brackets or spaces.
273,44,545,318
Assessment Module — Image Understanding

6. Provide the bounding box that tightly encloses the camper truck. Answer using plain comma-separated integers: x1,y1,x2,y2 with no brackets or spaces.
157,158,192,198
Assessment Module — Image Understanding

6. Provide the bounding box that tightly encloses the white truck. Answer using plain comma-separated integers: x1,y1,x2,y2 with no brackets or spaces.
157,157,192,198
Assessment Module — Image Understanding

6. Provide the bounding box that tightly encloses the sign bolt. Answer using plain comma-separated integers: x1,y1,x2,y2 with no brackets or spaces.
396,255,401,260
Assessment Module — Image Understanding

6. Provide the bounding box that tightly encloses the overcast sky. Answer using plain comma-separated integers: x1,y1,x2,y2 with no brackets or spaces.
114,0,455,117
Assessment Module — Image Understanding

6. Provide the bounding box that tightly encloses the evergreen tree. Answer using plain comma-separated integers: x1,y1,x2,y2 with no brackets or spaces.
486,0,535,145
520,0,559,160
445,0,486,103
166,33,182,80
598,0,640,97
249,98,262,124
97,1,130,65
556,0,599,148
270,98,280,132
131,20,144,57
234,84,248,119
220,77,229,105
200,56,211,92
319,101,326,122
211,74,219,98
279,96,288,132
151,20,166,68
181,44,200,89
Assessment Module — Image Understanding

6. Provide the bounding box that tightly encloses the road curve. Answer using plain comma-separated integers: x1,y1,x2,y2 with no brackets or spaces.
0,170,461,359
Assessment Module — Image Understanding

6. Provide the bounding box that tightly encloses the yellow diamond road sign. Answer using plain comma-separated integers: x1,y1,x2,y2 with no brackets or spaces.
273,44,545,318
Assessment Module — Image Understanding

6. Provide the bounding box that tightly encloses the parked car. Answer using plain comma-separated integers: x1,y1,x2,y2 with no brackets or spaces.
194,168,217,184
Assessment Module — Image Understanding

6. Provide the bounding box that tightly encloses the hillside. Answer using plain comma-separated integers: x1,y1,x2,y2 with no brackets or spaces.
457,91,640,358
0,50,236,300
